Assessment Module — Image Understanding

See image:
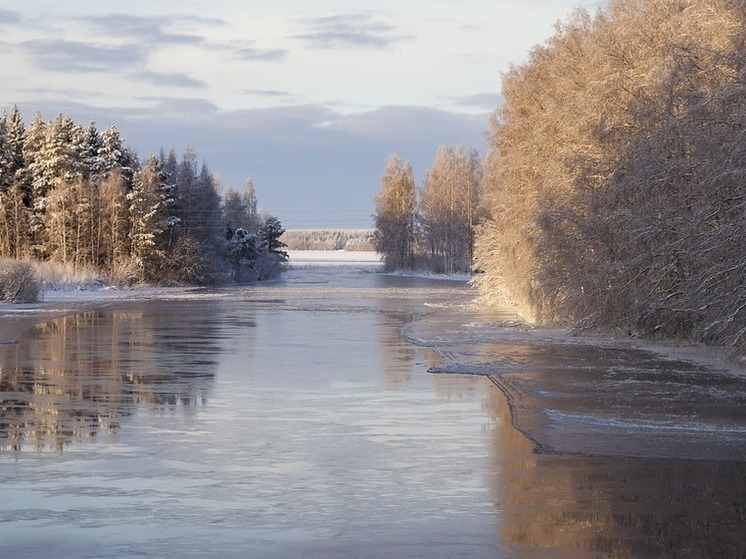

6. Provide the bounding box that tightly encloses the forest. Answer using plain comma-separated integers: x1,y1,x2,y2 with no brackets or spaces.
0,108,287,301
474,0,746,354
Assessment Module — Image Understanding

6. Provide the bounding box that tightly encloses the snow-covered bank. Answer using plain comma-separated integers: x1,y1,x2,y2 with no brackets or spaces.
384,270,472,283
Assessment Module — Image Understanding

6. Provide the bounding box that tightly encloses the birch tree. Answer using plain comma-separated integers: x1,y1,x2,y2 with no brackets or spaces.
373,155,416,271
420,146,481,273
475,0,746,352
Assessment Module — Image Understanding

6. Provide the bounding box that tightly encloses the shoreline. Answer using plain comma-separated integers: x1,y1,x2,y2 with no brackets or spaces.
410,302,746,461
0,285,199,343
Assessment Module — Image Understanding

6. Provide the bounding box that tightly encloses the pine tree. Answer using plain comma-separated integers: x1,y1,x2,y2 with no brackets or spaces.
259,215,288,259
79,121,104,180
22,113,48,257
100,124,134,181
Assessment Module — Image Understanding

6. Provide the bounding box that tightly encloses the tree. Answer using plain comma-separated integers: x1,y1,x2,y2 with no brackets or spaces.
224,178,261,236
419,146,481,273
475,0,746,353
128,155,166,281
100,124,133,180
98,168,131,273
0,106,28,258
373,154,416,271
79,120,104,180
226,228,259,282
159,150,223,284
259,215,288,259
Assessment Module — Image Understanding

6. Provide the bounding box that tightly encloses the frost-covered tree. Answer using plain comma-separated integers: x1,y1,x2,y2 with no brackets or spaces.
100,124,133,179
226,227,259,282
128,155,165,281
419,146,481,273
79,121,104,180
159,150,224,284
0,106,28,257
224,178,261,236
475,0,746,353
98,168,131,272
373,154,416,271
259,215,288,259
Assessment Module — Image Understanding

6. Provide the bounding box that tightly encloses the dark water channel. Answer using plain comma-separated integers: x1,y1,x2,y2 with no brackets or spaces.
1,262,745,558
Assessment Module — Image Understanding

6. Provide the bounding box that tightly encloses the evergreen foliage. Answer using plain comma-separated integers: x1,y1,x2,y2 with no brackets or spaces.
259,216,288,259
0,107,286,287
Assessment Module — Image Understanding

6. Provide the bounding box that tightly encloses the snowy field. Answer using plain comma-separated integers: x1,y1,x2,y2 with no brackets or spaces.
287,250,381,266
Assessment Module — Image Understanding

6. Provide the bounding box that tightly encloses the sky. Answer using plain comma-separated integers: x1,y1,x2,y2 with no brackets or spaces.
0,1,604,229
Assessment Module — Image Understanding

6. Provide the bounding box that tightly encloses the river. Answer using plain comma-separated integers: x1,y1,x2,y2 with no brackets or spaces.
1,256,745,558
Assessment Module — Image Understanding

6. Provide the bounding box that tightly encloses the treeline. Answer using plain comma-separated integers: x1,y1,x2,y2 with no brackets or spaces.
373,146,481,273
0,107,287,286
475,0,746,352
281,229,374,251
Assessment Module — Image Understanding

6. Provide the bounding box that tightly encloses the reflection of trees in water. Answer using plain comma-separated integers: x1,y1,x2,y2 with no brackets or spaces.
378,312,417,390
0,305,217,453
484,387,746,558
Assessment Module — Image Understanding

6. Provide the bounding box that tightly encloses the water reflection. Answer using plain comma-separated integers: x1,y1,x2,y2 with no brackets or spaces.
485,383,746,558
3,265,745,558
0,303,217,454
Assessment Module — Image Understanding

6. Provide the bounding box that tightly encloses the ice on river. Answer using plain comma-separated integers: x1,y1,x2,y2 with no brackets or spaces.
405,303,746,460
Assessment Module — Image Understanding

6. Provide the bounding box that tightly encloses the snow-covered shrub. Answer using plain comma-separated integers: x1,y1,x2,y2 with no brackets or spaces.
0,259,41,303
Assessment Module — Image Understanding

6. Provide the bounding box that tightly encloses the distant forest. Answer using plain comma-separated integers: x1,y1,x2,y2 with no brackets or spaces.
375,0,746,355
0,108,287,287
281,229,374,251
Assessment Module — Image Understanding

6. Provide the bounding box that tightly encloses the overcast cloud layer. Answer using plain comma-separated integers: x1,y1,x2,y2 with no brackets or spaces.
1,1,604,228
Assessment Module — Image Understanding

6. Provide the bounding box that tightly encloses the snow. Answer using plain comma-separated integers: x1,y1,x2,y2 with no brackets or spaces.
287,250,381,266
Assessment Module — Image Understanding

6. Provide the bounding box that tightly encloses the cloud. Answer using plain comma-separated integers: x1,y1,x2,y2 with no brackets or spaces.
0,10,20,24
294,13,413,49
231,45,288,62
21,39,147,72
81,13,217,46
132,71,207,89
81,14,287,63
152,97,220,115
243,89,292,98
447,93,504,111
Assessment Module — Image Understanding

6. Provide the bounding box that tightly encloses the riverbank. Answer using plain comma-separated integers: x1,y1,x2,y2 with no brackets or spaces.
410,300,746,461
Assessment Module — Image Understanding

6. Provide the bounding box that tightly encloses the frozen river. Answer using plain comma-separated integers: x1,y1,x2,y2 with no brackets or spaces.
1,256,745,558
